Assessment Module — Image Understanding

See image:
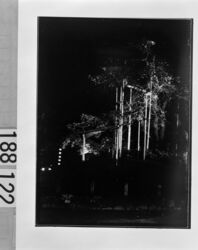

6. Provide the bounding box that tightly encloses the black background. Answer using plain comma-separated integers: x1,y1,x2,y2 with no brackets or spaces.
37,18,191,146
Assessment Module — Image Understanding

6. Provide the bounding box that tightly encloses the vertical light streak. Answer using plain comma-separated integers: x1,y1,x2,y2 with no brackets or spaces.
127,88,132,151
143,95,148,160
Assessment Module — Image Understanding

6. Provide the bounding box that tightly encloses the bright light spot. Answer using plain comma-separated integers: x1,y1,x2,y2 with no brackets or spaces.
58,155,62,158
58,162,61,165
59,148,62,151
41,168,45,171
58,159,61,162
48,167,52,171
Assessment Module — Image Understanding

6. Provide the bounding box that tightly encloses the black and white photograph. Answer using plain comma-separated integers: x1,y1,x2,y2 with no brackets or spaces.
36,17,192,228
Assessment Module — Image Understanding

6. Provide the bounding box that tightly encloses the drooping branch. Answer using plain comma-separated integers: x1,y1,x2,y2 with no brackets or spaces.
63,43,180,163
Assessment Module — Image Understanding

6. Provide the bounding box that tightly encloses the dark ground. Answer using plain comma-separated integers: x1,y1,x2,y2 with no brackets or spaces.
37,207,187,228
36,155,190,228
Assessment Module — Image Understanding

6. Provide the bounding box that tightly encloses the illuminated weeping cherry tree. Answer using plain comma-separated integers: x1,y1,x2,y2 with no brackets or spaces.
88,62,145,162
141,58,176,159
62,42,177,163
62,114,109,162
114,81,146,160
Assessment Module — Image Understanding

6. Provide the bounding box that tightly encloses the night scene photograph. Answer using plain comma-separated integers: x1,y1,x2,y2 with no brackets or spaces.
36,17,192,228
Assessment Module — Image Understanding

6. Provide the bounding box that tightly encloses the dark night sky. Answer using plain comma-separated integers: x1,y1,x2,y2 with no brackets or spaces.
37,17,192,145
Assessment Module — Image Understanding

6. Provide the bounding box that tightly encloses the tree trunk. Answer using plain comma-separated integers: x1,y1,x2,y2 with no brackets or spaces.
119,85,124,157
115,87,119,161
143,95,148,160
175,103,180,156
175,113,179,156
90,180,95,195
118,86,122,157
127,88,132,151
147,93,152,150
82,133,86,161
116,128,119,162
160,101,168,141
176,113,179,128
160,121,166,141
124,182,129,197
154,116,159,141
137,119,141,151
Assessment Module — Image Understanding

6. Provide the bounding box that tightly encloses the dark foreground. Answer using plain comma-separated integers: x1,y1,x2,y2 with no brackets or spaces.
36,156,190,228
37,205,188,228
